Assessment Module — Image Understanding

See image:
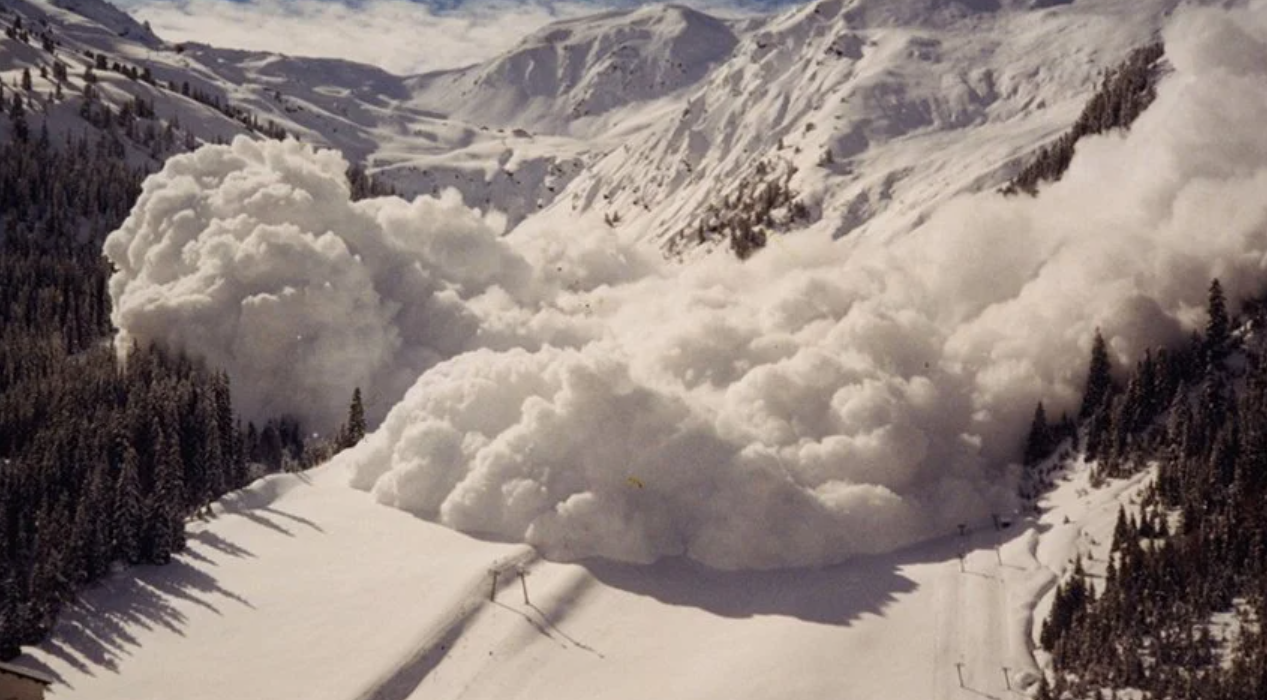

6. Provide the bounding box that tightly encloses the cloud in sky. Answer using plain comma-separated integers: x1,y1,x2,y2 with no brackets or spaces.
114,0,790,75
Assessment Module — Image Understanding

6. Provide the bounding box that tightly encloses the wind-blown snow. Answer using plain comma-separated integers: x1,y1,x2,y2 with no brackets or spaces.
108,3,1267,570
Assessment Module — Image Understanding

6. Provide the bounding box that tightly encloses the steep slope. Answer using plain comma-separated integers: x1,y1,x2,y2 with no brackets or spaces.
1,0,429,167
375,0,1186,256
378,3,752,231
519,0,1180,254
40,0,160,47
406,4,742,135
2,0,1184,250
0,0,296,166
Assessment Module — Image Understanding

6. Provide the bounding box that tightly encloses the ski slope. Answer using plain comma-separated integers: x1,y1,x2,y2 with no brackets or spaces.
20,457,1148,700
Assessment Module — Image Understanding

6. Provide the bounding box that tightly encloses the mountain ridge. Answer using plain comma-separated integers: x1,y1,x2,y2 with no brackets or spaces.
2,0,1181,254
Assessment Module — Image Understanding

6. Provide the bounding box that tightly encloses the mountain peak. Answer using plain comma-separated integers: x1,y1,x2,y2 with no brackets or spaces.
46,0,162,46
410,1,739,133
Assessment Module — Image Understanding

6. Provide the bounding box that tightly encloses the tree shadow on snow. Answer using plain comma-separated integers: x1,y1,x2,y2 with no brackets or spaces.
189,530,257,559
21,507,299,684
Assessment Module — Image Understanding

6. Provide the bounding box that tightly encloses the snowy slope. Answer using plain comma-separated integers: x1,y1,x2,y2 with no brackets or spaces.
19,457,1149,700
42,0,160,48
405,4,743,134
2,0,1182,245
515,0,1179,252
0,0,283,165
19,468,526,700
369,0,1184,252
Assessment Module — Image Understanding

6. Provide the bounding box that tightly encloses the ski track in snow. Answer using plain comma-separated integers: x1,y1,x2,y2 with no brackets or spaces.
400,512,1071,699
354,548,539,700
931,524,1009,700
20,458,1153,700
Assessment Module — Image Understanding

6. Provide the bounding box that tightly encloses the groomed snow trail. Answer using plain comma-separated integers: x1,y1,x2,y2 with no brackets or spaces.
23,461,1148,700
400,517,1051,700
392,464,1151,700
354,549,538,700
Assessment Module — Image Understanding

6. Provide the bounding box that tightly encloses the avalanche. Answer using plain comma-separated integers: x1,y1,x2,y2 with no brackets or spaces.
105,3,1267,570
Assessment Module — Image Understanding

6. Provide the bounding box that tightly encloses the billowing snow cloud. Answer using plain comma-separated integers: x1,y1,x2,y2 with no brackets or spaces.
105,138,540,431
109,4,1267,569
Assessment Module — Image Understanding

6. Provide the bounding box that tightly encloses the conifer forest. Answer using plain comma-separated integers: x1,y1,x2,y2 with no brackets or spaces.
0,129,326,659
1027,281,1267,699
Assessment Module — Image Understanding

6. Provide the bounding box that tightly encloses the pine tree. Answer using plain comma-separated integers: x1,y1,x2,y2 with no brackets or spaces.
1025,401,1051,466
1206,278,1230,366
1112,505,1129,553
342,387,367,450
1081,329,1113,420
146,425,185,563
8,94,28,143
114,442,143,564
194,390,225,505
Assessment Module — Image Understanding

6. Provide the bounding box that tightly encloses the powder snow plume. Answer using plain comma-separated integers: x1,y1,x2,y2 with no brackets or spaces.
104,138,540,431
107,3,1267,569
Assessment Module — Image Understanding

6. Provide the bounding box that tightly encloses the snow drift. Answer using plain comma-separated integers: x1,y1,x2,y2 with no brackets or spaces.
108,3,1267,569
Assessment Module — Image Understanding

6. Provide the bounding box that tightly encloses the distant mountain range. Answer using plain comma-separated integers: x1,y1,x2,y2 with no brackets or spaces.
1,0,1179,255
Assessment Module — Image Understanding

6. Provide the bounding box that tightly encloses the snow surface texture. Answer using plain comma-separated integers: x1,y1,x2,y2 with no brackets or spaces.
107,3,1267,570
4,0,1184,249
19,455,1146,700
467,0,1177,249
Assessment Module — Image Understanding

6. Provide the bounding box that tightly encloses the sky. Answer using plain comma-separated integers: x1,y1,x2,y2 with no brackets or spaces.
113,0,793,75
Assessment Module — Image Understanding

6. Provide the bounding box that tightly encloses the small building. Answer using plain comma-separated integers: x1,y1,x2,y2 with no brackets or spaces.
0,661,54,700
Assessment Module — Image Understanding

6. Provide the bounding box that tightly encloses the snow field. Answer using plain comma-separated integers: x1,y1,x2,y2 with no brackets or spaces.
7,0,1266,695
25,467,526,700
22,455,1150,700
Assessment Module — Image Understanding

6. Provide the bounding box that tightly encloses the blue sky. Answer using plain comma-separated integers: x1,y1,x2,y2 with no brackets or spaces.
115,0,798,74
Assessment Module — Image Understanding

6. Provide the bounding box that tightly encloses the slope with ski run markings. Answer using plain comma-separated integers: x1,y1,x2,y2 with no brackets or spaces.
19,457,1146,700
353,548,539,700
371,463,1150,700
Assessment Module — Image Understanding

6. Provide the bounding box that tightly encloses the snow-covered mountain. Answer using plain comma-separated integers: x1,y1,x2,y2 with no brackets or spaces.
392,0,1179,251
2,0,1178,250
10,0,1260,697
406,4,743,130
552,0,1173,251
